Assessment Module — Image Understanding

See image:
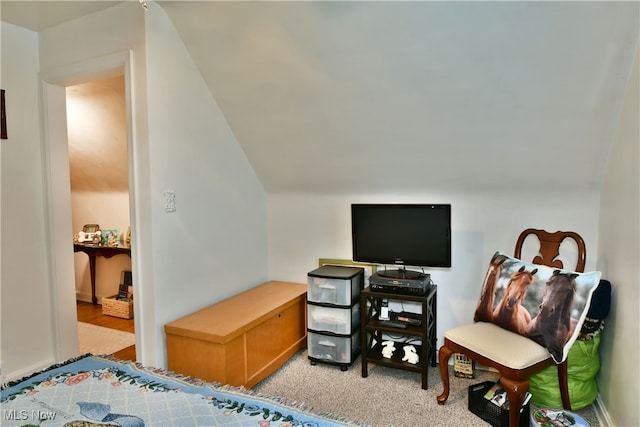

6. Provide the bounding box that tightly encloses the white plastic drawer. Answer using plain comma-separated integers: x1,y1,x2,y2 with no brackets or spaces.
307,277,360,306
308,303,360,335
307,330,360,364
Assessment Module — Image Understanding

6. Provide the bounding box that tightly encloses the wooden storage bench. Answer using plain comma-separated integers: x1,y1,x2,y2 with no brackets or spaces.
165,281,307,388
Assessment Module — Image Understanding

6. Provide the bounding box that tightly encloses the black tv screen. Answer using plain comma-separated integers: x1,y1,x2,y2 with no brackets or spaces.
351,204,451,271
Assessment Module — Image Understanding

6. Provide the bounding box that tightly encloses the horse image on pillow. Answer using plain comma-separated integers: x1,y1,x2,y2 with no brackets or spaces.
526,270,580,361
474,252,601,363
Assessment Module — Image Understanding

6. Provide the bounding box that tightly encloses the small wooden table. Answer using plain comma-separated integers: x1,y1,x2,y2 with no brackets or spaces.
73,243,131,304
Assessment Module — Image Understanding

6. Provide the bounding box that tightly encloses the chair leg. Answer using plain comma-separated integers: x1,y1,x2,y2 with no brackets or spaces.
499,377,528,427
557,360,572,411
436,344,454,405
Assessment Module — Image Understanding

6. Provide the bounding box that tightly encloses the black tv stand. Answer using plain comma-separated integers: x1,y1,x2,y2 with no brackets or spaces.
361,285,438,389
378,268,426,280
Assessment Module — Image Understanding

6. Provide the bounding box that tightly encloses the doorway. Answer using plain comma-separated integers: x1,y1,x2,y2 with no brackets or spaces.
40,51,141,363
66,76,135,359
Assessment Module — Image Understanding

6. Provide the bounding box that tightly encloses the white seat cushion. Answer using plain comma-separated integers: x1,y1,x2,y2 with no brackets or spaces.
445,322,551,369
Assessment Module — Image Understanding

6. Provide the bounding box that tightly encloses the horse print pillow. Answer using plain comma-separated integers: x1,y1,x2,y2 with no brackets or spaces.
474,252,601,363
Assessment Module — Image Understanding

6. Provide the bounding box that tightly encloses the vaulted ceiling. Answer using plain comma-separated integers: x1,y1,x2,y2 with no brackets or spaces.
3,1,639,194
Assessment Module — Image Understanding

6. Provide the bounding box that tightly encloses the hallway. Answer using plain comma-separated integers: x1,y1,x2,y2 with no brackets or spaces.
77,301,135,362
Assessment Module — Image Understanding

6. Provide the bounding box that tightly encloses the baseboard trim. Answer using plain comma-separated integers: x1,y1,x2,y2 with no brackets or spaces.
4,357,57,384
76,292,105,304
594,394,613,427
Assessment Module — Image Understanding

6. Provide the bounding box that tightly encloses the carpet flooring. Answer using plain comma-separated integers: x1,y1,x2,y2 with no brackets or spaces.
253,349,601,427
77,321,135,356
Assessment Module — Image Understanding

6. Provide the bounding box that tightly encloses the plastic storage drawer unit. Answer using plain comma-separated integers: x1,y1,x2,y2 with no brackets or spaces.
307,330,361,365
307,265,364,370
308,266,363,306
308,302,361,335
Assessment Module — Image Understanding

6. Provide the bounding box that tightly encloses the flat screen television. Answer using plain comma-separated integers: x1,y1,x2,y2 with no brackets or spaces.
351,204,451,279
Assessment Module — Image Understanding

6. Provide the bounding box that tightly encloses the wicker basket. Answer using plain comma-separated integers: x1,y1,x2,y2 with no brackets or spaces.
102,295,134,319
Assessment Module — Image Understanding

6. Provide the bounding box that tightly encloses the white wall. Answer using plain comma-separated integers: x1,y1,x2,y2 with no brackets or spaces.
143,2,269,365
0,22,57,379
2,1,269,378
268,190,600,343
596,44,639,427
72,191,132,302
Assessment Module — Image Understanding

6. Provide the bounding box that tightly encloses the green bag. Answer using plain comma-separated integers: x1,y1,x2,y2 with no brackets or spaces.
529,334,601,410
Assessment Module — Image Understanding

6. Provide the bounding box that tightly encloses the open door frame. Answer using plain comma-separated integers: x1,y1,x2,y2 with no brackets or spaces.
39,50,143,362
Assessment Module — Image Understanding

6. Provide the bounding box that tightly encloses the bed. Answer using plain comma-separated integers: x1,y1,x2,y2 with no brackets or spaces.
1,354,361,427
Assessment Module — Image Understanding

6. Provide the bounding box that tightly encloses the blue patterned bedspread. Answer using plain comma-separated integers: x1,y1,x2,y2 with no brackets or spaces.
1,355,356,427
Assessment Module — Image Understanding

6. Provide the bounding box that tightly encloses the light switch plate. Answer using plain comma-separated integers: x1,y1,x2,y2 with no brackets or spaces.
164,190,176,213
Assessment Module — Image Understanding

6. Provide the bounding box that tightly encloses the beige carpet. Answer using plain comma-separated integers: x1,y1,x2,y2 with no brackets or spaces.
77,322,135,355
253,349,601,427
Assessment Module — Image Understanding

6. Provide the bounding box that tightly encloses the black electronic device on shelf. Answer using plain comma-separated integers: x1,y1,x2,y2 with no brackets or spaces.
379,319,409,329
369,271,432,295
390,311,422,326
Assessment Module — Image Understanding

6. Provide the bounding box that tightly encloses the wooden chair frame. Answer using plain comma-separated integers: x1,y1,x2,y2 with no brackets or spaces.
437,229,586,427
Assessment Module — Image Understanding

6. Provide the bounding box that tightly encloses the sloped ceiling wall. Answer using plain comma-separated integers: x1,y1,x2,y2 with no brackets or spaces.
160,1,639,194
2,1,639,194
66,76,128,192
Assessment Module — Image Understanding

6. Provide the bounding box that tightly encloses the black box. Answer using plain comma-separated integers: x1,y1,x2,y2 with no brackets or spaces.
468,381,530,427
122,270,133,286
